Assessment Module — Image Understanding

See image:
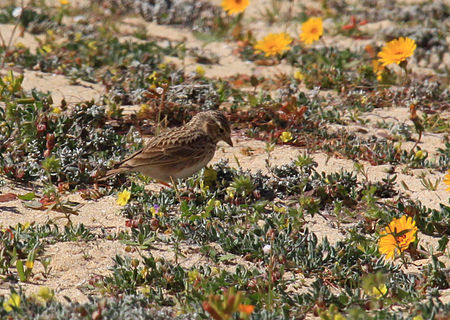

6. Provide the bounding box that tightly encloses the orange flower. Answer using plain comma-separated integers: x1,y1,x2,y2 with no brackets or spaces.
377,37,416,67
221,0,249,15
299,17,323,45
254,32,292,57
444,169,450,192
379,215,417,260
238,304,255,314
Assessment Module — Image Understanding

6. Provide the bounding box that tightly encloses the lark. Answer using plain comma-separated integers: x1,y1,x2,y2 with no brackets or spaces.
102,110,233,182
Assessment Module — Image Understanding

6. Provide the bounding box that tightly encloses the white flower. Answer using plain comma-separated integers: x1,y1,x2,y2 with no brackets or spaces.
156,87,164,95
263,244,271,255
74,15,87,23
12,7,23,18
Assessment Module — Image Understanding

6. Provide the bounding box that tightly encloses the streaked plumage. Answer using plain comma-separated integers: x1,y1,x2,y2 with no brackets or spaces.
102,110,232,182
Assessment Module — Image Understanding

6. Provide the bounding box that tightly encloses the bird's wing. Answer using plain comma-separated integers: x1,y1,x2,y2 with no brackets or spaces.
118,129,213,170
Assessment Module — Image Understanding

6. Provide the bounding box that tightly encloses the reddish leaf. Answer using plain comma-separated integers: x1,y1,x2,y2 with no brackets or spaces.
39,196,56,207
202,301,222,320
342,16,357,30
0,193,17,202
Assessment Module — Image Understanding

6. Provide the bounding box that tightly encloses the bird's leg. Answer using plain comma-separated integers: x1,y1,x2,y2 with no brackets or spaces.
169,176,181,202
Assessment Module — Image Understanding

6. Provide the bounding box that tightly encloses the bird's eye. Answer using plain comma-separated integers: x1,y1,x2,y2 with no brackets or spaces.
215,121,225,133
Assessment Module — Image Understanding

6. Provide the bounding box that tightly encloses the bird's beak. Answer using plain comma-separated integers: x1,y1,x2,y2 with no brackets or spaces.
224,136,233,147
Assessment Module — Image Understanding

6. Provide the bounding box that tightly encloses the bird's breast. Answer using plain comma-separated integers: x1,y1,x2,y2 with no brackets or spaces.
171,150,215,179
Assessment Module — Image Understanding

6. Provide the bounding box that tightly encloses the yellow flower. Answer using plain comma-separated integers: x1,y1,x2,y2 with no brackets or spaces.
138,285,151,295
207,199,221,207
254,33,292,57
26,260,34,269
226,187,236,199
372,60,384,81
299,17,323,45
52,106,62,114
371,284,387,299
21,222,31,230
195,65,205,77
221,0,249,15
74,32,82,42
188,270,200,283
377,37,416,67
14,42,26,49
360,96,368,104
210,266,219,276
148,71,158,81
280,131,293,143
140,267,148,278
273,205,286,213
3,293,20,312
36,287,54,304
59,0,69,4
444,169,450,192
294,70,304,81
87,41,97,51
414,149,426,160
379,215,417,260
116,189,131,206
138,104,150,117
41,45,52,53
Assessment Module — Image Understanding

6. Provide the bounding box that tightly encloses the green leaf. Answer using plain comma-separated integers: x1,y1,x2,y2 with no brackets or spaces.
16,260,26,282
219,254,237,262
180,201,190,216
17,192,35,201
438,236,448,252
120,240,139,246
16,98,35,104
247,94,258,107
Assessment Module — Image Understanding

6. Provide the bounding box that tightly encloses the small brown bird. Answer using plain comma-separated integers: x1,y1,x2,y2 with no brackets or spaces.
102,110,233,182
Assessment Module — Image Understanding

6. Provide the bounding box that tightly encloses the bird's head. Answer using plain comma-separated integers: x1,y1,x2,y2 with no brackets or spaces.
193,110,233,146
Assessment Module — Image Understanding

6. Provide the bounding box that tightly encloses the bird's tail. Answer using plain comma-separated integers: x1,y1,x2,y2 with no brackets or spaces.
97,148,143,181
98,167,129,181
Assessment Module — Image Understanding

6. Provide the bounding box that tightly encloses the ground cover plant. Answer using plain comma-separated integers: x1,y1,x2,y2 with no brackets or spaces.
0,0,449,319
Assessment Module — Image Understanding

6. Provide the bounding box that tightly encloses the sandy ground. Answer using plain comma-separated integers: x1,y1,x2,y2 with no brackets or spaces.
0,136,448,302
0,0,449,307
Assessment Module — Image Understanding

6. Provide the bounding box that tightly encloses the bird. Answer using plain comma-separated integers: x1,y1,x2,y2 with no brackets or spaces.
101,110,233,183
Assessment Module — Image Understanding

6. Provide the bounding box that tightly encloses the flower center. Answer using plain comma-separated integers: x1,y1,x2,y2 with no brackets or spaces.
235,0,242,4
396,234,408,249
310,28,317,34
